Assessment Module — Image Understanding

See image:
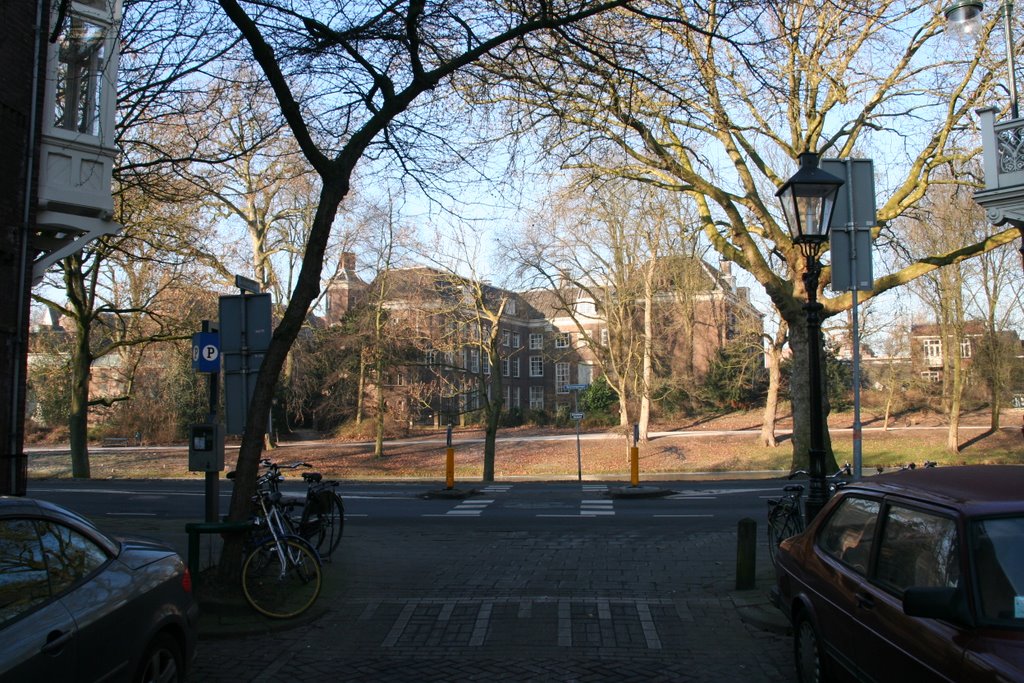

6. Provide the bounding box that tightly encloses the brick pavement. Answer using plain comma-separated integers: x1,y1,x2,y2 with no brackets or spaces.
184,523,795,682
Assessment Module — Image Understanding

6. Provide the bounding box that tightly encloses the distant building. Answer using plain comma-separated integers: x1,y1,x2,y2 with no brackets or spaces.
324,256,763,426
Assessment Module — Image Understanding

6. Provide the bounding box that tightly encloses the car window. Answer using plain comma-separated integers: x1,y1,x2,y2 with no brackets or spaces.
37,520,109,595
972,517,1024,626
818,496,880,575
876,505,959,593
0,519,51,625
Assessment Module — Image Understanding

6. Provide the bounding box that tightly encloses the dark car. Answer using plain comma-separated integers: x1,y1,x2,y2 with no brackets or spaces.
0,497,198,682
773,465,1024,683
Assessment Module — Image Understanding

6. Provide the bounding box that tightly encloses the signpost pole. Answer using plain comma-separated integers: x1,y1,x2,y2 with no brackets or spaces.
203,320,219,522
574,389,582,481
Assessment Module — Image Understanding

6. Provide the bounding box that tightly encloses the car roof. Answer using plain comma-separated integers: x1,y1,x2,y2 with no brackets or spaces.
0,496,117,553
843,465,1024,517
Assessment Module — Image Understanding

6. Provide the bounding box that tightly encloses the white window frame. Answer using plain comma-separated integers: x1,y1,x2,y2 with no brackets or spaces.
501,358,510,377
555,362,570,392
529,333,543,350
529,386,544,411
512,357,520,378
555,332,570,349
529,356,544,377
511,332,521,348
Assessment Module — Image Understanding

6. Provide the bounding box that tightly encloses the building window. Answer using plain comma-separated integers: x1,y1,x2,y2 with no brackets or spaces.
529,386,544,410
961,339,972,359
512,386,520,409
501,358,510,377
502,329,510,346
529,356,543,377
923,338,942,362
469,348,479,374
54,16,108,135
555,332,570,349
600,328,609,347
511,332,521,348
483,355,490,375
556,363,570,392
921,370,941,383
507,299,517,316
578,363,593,386
503,385,510,409
529,333,543,350
512,358,520,378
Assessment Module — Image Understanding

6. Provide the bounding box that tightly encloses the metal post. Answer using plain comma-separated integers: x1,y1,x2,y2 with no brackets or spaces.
445,423,454,489
202,320,219,523
574,389,582,481
803,252,828,523
630,423,640,487
1003,0,1019,119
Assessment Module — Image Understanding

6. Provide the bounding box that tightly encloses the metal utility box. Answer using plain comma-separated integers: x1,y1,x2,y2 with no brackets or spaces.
188,423,224,472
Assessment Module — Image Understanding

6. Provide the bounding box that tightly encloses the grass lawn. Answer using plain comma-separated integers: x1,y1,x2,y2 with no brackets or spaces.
25,408,1024,481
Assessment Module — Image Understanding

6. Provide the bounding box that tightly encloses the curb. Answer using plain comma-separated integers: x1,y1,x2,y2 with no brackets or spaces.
420,487,478,500
608,485,674,499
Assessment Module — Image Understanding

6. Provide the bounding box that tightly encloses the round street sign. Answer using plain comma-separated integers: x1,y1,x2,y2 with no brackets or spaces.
202,344,219,362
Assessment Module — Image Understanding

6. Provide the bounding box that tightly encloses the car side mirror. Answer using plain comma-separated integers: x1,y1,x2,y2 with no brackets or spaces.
903,586,973,628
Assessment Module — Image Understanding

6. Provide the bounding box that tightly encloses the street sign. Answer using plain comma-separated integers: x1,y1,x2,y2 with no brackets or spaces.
191,332,220,373
822,158,875,292
564,384,589,391
570,411,585,420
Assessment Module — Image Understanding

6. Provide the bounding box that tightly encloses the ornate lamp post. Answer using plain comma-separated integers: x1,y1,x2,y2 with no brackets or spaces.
776,152,845,523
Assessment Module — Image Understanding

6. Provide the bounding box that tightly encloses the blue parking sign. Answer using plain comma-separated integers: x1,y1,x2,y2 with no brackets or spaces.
192,332,220,373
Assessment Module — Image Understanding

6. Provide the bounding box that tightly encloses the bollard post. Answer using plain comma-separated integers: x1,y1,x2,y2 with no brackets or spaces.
736,517,757,590
630,423,640,487
445,423,455,490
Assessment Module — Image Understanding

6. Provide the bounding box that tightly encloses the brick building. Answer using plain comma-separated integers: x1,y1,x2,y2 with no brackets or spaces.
325,255,763,426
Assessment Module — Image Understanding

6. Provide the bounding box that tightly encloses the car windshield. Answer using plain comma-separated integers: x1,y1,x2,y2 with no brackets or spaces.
972,517,1024,627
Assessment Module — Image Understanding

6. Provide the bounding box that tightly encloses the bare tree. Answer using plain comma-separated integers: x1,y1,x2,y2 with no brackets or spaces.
477,0,1017,471
208,0,634,575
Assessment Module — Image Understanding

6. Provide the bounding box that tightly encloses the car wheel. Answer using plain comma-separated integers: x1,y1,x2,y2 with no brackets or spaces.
135,633,183,683
794,614,828,683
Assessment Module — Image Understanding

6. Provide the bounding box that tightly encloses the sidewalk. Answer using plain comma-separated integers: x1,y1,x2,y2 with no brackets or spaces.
99,512,795,681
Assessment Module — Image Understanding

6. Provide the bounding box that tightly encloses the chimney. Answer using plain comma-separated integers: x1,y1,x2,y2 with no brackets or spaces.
341,252,356,272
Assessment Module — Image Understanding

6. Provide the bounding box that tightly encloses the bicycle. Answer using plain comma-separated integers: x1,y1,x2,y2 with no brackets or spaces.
244,459,345,560
767,463,851,570
291,470,345,560
240,479,323,619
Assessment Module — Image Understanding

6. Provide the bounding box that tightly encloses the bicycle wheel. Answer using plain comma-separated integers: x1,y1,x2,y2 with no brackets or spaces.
314,493,344,558
767,500,802,570
300,489,344,559
241,536,322,619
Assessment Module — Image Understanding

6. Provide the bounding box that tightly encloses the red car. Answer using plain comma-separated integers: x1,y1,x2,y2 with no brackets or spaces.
773,465,1024,682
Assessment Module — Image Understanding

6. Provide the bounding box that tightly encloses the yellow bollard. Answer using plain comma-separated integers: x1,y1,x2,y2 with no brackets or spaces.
630,445,639,487
446,447,455,489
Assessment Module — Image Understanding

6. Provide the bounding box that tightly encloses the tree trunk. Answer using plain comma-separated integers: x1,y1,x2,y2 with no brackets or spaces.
760,325,786,448
69,324,92,479
785,311,838,474
638,274,654,443
374,359,385,458
947,345,963,454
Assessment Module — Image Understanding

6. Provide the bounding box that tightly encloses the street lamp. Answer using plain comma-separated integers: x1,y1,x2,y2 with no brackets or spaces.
945,0,1024,271
945,0,1018,118
776,152,845,523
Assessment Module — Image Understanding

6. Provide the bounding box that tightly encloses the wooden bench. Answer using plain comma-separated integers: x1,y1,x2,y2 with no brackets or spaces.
101,437,130,447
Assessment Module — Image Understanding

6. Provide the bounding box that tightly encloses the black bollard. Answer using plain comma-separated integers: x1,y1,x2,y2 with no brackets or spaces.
736,517,757,590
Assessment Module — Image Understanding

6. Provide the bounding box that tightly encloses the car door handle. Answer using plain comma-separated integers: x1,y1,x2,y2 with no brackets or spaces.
855,591,876,610
41,629,73,655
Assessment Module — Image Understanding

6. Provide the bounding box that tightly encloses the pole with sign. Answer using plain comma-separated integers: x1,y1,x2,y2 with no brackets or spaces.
564,384,588,481
823,159,876,480
190,320,223,522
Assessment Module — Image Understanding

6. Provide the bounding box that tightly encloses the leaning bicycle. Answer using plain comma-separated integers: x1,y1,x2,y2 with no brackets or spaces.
766,463,851,570
241,482,323,619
